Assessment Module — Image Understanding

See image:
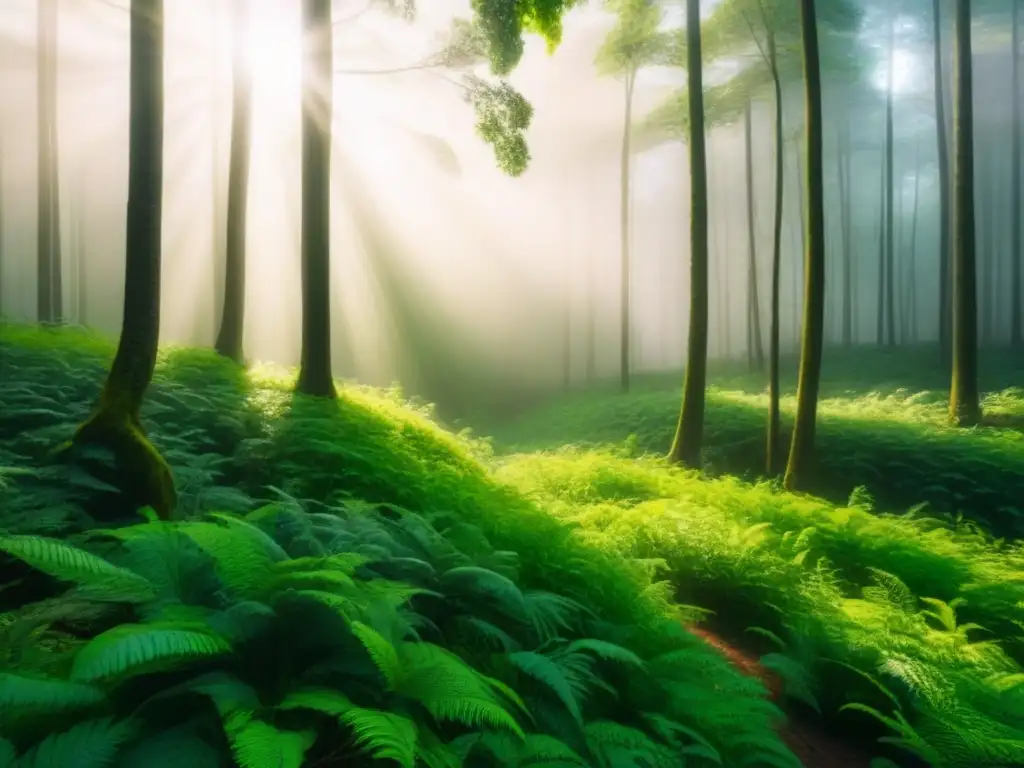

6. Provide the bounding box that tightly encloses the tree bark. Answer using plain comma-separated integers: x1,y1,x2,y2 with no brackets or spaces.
668,0,709,470
37,0,62,323
214,0,253,364
296,0,337,398
876,149,885,345
933,0,952,358
838,118,852,347
1013,0,1021,347
619,71,636,393
784,0,826,493
744,99,765,372
766,31,784,476
906,139,921,343
66,0,174,519
949,0,980,426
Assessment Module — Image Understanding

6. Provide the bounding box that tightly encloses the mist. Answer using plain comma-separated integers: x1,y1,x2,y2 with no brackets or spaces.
0,0,1019,420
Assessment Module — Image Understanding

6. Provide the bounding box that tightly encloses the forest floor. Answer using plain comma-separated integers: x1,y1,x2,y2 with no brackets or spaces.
1,324,1023,767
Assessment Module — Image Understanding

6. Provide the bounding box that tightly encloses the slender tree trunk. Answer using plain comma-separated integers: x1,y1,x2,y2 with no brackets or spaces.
838,119,852,347
210,10,224,342
296,0,337,398
766,33,785,476
619,72,636,393
214,0,253,364
37,0,62,323
784,0,826,493
907,140,921,343
884,12,896,347
1012,0,1021,347
563,175,572,391
67,0,174,518
669,0,708,469
949,0,980,426
979,128,994,345
744,100,765,372
876,153,885,345
793,142,805,349
934,0,952,357
0,140,5,314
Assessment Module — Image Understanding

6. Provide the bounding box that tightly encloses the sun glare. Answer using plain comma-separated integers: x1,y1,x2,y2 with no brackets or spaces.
872,48,918,95
244,3,302,113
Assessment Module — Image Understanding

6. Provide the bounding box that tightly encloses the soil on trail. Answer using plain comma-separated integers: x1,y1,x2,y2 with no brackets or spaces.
688,626,876,768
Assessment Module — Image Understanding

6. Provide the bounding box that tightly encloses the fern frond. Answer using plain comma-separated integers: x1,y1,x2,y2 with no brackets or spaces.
441,566,527,620
351,621,402,689
341,708,418,768
0,535,155,603
277,687,354,717
224,715,315,768
561,638,645,669
70,624,231,683
17,717,135,768
0,673,104,724
507,650,584,728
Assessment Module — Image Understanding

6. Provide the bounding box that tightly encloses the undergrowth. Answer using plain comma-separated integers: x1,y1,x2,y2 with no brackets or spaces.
3,324,1024,766
488,369,1024,538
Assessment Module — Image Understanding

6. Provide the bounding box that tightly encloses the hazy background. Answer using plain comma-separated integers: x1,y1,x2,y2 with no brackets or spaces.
0,0,1019,418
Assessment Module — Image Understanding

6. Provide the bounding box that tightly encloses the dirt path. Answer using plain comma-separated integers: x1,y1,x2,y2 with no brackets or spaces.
688,626,875,768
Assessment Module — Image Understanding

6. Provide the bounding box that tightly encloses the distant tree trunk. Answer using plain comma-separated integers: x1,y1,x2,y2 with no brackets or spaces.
949,0,980,426
766,31,785,476
0,142,5,313
619,71,636,393
76,197,87,325
838,118,852,347
793,142,805,349
906,140,921,343
65,0,174,519
214,0,253,364
876,154,885,345
1012,0,1021,347
884,13,896,347
934,0,952,358
784,0,826,493
296,0,337,398
210,10,224,342
37,0,62,323
668,0,708,470
744,100,765,372
562,177,572,391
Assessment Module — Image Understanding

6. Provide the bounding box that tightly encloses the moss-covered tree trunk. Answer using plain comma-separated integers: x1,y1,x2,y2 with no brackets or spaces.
37,0,62,323
766,31,784,477
668,0,708,470
66,0,174,518
296,0,337,398
784,0,826,493
1012,0,1021,347
948,0,980,426
933,0,952,360
214,0,253,364
619,70,636,394
744,100,764,373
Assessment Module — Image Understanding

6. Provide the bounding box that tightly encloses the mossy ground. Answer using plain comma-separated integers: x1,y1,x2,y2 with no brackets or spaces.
1,324,1023,767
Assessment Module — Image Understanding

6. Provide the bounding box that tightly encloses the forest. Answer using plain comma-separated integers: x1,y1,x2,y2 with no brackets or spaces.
0,0,1022,766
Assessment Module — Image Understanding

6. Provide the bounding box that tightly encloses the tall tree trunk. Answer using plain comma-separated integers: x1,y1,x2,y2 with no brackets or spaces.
1012,0,1021,347
214,0,253,364
784,0,826,492
668,0,708,469
0,140,5,313
210,9,224,342
37,0,62,323
934,0,952,358
793,141,805,349
766,32,785,476
744,100,765,372
979,128,994,345
619,72,636,393
296,0,337,398
876,153,885,345
949,0,980,426
66,0,174,518
884,11,896,347
585,164,596,383
838,118,852,347
906,140,921,343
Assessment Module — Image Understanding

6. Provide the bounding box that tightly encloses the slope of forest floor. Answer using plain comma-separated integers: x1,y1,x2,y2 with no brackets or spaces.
484,345,1024,539
1,324,1023,767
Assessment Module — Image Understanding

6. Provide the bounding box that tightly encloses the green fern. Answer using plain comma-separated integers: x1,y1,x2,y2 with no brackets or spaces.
16,717,136,768
342,707,418,768
507,650,585,728
224,714,315,768
115,721,221,768
0,673,104,725
70,624,232,683
0,535,155,603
